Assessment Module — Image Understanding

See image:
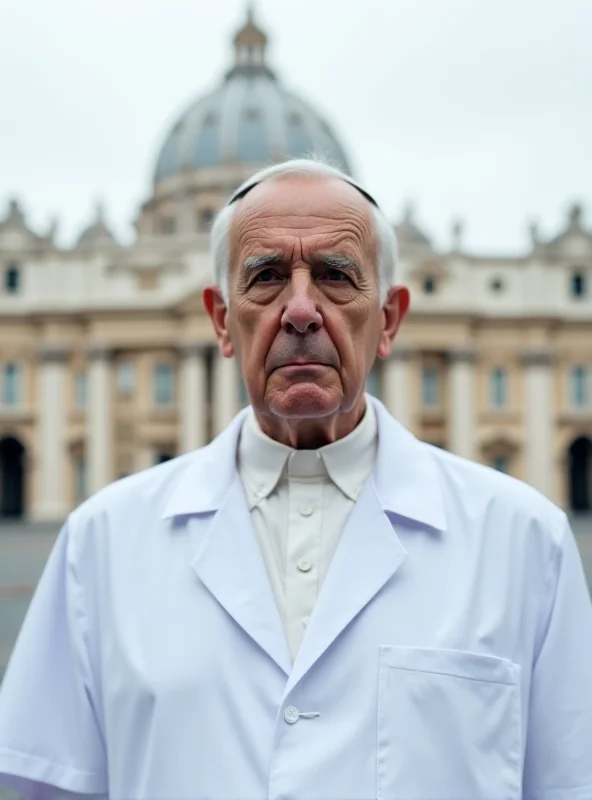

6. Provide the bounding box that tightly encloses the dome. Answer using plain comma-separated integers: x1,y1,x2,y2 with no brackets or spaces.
154,9,352,183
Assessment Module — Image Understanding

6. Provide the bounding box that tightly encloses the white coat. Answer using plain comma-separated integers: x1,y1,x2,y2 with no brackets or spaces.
0,397,591,800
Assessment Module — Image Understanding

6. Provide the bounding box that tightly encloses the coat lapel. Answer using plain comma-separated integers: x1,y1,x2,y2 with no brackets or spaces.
162,398,448,691
190,475,292,676
284,478,408,695
162,410,291,676
284,398,448,694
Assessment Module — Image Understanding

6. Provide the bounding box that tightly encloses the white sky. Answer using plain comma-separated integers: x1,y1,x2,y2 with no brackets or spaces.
1,0,591,252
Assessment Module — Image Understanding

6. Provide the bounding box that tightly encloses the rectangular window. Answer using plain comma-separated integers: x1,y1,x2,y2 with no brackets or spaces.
116,361,135,396
492,455,510,474
490,366,508,409
161,217,176,235
154,363,175,405
570,365,589,408
2,363,21,406
200,209,215,231
74,456,87,504
422,365,440,408
75,370,88,410
5,265,20,294
571,272,587,298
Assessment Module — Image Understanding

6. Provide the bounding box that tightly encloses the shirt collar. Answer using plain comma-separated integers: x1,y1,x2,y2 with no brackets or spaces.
162,396,447,533
238,396,378,508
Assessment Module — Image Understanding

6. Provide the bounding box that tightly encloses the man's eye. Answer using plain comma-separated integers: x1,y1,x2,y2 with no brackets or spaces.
324,269,350,282
254,269,280,283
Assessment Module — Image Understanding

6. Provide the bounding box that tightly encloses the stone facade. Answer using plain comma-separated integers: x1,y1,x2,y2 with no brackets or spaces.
0,13,590,520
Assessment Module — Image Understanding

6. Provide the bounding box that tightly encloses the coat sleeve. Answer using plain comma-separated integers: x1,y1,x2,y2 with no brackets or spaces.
0,520,108,800
523,515,592,799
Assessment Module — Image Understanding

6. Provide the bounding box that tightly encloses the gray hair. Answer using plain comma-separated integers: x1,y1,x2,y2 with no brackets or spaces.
210,158,398,304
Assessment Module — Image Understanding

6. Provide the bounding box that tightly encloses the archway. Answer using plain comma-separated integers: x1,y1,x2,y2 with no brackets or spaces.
0,436,25,518
568,436,592,512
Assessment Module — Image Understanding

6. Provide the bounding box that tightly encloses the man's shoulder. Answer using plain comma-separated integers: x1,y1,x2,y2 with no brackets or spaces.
68,444,214,539
422,440,568,547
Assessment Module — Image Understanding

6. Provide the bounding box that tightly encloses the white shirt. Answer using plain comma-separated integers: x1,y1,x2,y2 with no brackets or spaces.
238,400,377,660
0,397,591,800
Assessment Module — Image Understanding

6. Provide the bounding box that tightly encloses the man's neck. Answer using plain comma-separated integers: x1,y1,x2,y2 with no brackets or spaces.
253,398,368,449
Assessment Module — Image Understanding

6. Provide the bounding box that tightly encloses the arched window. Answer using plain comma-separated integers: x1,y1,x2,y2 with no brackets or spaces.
153,363,175,406
422,365,440,407
490,366,508,409
570,365,589,408
2,362,21,406
365,364,381,398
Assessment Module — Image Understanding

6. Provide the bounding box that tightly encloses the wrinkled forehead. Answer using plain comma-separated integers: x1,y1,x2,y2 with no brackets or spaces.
229,176,376,260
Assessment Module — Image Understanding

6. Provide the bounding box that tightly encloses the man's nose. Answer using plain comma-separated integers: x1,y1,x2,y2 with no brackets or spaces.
280,275,323,333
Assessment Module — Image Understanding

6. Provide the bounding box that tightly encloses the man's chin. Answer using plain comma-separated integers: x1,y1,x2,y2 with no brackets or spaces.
266,382,340,419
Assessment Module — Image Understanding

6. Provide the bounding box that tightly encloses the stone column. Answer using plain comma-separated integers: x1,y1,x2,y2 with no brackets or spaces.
448,348,477,461
134,445,153,473
179,343,209,453
383,348,414,429
34,345,70,521
87,345,112,494
521,350,554,497
212,350,240,436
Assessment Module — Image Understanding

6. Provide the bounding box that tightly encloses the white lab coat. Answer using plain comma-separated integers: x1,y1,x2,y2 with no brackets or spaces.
0,397,591,800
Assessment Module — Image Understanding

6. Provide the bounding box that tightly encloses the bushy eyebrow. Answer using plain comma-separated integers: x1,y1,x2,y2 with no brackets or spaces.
316,253,365,281
242,252,365,281
243,253,283,271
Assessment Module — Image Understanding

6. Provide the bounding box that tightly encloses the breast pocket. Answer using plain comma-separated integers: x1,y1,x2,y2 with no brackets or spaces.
377,646,522,800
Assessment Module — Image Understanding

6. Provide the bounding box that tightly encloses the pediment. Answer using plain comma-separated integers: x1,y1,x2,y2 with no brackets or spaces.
479,431,522,453
539,204,592,260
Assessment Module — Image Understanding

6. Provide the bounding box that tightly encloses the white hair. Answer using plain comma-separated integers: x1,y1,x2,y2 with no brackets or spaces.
210,158,398,304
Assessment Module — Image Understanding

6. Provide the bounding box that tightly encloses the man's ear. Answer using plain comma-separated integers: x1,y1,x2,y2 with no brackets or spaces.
376,285,410,359
202,285,234,357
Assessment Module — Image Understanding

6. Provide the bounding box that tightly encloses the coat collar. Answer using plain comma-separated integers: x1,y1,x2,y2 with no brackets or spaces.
161,397,447,533
238,398,378,509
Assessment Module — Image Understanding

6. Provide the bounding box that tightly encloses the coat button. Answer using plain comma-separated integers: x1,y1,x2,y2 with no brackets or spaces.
297,558,312,572
284,705,300,725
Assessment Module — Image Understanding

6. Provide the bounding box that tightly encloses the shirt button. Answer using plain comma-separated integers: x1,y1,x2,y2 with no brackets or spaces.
300,505,314,516
284,705,300,725
297,558,313,573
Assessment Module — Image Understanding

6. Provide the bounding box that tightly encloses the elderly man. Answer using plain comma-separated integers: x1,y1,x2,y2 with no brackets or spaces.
0,159,591,800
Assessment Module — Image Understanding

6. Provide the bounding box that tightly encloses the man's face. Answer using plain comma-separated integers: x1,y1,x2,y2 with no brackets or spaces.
204,176,408,423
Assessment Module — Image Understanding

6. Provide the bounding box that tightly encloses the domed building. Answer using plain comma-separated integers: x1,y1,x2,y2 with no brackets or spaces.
0,7,590,533
138,9,351,238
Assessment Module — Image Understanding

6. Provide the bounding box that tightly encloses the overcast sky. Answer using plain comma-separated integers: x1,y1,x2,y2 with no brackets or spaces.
1,0,591,252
